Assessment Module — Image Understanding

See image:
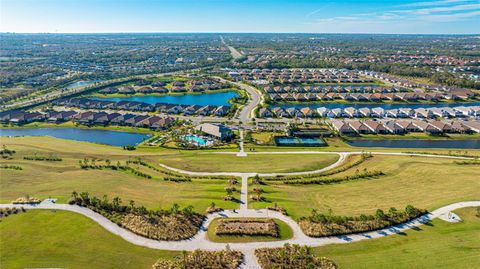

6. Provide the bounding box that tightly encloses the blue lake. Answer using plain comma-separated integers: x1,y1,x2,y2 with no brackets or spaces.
278,102,480,110
0,128,150,147
93,91,239,106
347,139,480,149
66,80,102,89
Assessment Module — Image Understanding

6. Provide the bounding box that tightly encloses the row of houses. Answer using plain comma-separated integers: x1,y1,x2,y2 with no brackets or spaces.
269,92,475,103
52,98,232,117
228,69,373,83
0,110,175,129
330,119,480,135
264,85,408,94
230,68,359,77
98,82,229,95
362,70,476,96
259,106,480,119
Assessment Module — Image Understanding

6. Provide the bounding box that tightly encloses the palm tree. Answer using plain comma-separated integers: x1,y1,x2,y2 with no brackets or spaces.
170,203,180,215
112,197,122,210
71,191,78,201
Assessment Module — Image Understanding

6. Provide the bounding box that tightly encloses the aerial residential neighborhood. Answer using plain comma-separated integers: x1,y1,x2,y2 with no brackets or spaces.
0,1,479,269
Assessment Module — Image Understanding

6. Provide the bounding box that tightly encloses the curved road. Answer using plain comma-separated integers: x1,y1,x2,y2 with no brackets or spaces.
215,77,263,125
3,151,478,268
2,200,478,268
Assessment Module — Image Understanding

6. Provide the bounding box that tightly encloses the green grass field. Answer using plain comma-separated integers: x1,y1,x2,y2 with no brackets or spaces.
0,210,178,269
313,207,480,269
159,152,339,173
250,155,480,219
0,137,240,212
206,218,293,243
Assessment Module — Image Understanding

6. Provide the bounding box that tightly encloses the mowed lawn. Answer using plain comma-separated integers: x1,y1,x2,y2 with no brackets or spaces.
250,155,480,219
0,210,178,269
0,137,240,212
313,207,480,269
159,153,339,173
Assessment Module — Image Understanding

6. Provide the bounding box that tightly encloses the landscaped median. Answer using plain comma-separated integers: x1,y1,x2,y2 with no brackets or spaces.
207,218,293,243
152,250,243,269
299,205,426,237
255,244,337,269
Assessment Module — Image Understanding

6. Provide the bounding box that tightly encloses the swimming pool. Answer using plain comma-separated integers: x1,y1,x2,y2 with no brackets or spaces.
183,135,208,146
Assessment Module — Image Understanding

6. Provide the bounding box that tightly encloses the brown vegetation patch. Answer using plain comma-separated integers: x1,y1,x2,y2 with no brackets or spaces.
215,219,278,237
299,205,426,237
152,249,243,269
12,196,41,204
255,244,337,269
69,192,204,241
121,213,203,241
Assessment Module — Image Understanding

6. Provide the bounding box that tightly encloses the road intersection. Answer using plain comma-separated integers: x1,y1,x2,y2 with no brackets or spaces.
2,151,478,268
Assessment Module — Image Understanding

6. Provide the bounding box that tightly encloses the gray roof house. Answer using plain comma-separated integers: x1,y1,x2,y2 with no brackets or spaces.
195,123,233,140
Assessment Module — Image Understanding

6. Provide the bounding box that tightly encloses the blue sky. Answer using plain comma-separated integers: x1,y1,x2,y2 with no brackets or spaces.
1,0,479,34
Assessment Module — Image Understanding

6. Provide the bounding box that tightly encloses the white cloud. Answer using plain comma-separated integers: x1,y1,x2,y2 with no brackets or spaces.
399,0,471,7
423,10,480,21
401,3,480,15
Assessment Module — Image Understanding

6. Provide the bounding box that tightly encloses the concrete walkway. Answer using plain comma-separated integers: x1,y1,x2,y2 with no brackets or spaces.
4,151,478,268
237,129,247,157
2,200,478,252
160,150,475,177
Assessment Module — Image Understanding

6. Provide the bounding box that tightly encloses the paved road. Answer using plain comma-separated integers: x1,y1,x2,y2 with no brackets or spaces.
160,151,476,176
4,151,478,268
215,77,263,125
160,152,347,177
220,36,243,60
2,200,478,263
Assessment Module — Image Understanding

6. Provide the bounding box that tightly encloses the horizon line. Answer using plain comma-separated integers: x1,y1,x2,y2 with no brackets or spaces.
1,31,480,35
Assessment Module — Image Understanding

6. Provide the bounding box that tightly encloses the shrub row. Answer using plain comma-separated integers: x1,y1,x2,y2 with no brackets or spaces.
79,160,153,179
404,151,478,158
299,205,426,237
23,155,62,161
255,244,337,269
152,249,243,269
127,157,226,180
215,219,279,237
0,165,22,170
69,192,204,241
164,177,192,182
283,170,385,185
454,160,480,165
0,147,16,159
0,207,26,218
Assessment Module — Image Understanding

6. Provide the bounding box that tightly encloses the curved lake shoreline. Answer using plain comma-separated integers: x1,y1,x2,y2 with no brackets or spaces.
0,128,150,147
92,90,239,106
